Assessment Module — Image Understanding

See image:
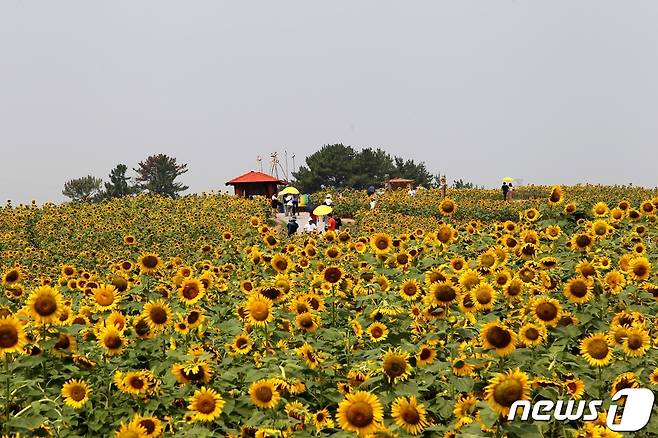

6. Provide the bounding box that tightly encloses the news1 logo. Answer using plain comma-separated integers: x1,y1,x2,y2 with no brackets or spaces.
508,388,654,432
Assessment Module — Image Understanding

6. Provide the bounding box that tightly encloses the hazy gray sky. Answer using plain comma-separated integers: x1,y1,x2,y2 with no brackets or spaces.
2,1,658,203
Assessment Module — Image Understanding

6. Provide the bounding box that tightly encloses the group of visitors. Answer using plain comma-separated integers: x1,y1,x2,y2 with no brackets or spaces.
501,182,515,201
282,192,342,236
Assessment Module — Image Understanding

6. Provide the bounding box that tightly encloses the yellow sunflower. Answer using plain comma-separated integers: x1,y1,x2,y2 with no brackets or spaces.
484,368,531,416
367,322,389,342
381,348,412,383
399,279,422,301
563,277,593,304
629,257,651,282
426,280,459,306
25,285,63,325
336,391,384,436
249,379,281,409
548,185,563,205
61,379,90,409
480,321,516,356
245,295,274,326
518,323,546,347
439,198,457,216
143,300,172,332
530,297,562,326
416,344,437,367
370,233,393,255
138,253,162,274
97,325,127,356
0,315,27,355
391,396,429,435
580,333,613,367
178,278,206,306
188,387,225,422
622,326,650,357
131,416,163,438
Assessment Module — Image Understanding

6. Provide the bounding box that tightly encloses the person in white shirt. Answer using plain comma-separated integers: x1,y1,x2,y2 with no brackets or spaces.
303,219,317,233
324,194,333,206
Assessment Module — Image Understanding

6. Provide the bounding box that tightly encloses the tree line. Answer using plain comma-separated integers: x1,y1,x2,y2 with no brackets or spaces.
62,154,188,202
292,144,444,192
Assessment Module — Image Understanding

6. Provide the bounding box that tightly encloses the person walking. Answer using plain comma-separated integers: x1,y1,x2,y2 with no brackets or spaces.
501,182,509,201
271,193,279,214
287,217,299,236
285,195,293,216
292,194,299,216
507,183,515,201
325,213,337,231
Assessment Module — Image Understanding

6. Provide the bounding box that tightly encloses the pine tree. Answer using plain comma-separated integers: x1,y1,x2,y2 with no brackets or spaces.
134,154,189,197
104,164,138,198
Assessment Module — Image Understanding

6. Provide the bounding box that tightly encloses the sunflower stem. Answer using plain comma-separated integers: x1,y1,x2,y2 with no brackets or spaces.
4,353,10,431
263,324,269,349
331,285,336,327
42,323,48,385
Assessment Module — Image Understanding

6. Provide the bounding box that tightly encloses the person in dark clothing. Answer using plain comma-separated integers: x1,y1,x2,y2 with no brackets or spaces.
292,194,299,215
501,182,509,201
287,217,299,236
335,215,342,230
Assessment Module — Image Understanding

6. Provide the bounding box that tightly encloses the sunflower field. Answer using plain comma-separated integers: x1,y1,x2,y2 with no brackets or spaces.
1,187,658,437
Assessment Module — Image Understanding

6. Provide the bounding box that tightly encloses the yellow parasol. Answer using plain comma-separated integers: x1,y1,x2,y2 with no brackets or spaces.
502,177,515,183
313,205,333,216
279,186,300,195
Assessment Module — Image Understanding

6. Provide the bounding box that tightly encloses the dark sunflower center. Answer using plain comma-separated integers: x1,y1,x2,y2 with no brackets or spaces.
196,395,216,414
493,380,523,407
524,328,539,341
346,401,374,427
403,284,417,296
570,281,588,298
587,339,609,359
536,303,558,321
371,327,383,338
299,315,314,329
437,229,451,243
54,334,71,350
435,285,456,302
34,296,57,316
627,334,643,350
182,284,199,299
419,348,432,361
384,358,407,377
104,334,122,349
261,287,281,300
0,325,19,348
255,386,273,403
150,307,168,324
486,326,512,348
130,377,145,389
142,256,158,269
402,407,421,425
139,420,156,434
69,385,86,402
187,311,200,324
324,268,342,283
576,235,592,248
475,288,492,304
375,238,389,250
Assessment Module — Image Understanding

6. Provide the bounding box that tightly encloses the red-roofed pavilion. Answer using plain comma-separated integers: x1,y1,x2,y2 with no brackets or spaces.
225,171,285,198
